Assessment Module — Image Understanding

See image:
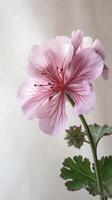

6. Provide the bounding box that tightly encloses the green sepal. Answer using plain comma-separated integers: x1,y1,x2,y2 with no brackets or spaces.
65,126,85,149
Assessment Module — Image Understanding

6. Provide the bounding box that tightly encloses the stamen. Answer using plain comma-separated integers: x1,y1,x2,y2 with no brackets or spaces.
56,66,64,83
34,84,45,87
41,71,46,76
34,83,55,88
49,96,52,100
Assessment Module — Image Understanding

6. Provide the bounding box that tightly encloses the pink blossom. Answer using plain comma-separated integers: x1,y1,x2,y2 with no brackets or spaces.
17,30,107,135
71,30,109,79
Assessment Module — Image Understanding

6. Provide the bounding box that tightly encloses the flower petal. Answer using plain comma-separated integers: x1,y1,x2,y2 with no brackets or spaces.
93,39,105,60
27,44,50,80
39,37,74,70
17,79,53,119
67,82,95,115
74,90,95,115
27,53,47,79
71,29,84,52
70,48,104,82
47,38,74,69
80,36,93,49
39,92,67,135
27,39,74,83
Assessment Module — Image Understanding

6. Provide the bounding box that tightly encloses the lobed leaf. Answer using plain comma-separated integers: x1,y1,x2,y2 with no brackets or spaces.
60,156,112,198
85,124,112,146
60,155,97,191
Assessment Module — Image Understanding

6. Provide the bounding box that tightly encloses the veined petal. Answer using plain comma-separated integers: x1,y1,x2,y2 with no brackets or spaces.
70,48,104,82
73,90,95,115
27,44,51,81
27,39,73,83
27,50,62,84
40,37,74,70
67,81,90,96
17,79,53,119
39,92,67,135
66,82,95,115
47,39,74,69
27,52,47,79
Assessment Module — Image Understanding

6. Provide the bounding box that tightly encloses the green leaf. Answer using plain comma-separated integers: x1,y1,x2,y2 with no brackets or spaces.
96,156,112,198
60,156,112,198
65,126,85,149
60,155,97,191
87,156,112,198
85,124,112,146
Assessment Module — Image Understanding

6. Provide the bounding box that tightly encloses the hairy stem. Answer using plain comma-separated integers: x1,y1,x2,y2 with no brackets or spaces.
79,115,105,200
66,94,105,200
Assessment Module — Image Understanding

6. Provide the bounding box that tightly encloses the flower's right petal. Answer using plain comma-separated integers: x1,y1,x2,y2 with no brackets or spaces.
73,89,95,115
70,48,104,82
67,81,95,115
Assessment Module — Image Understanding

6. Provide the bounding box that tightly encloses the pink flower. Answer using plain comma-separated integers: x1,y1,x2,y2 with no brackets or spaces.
17,30,108,135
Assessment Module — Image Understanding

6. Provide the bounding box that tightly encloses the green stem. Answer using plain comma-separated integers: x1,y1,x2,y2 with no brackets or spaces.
79,115,104,200
66,94,105,200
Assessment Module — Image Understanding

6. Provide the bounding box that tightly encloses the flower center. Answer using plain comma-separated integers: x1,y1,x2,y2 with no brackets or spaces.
34,67,66,100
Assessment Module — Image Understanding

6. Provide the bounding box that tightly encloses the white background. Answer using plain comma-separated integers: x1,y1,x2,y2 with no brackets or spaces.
0,0,112,199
